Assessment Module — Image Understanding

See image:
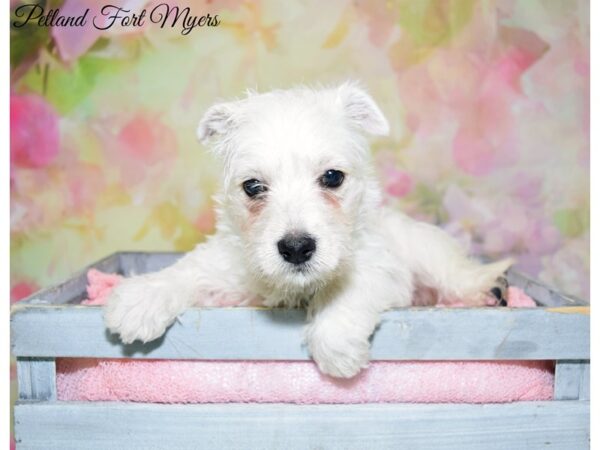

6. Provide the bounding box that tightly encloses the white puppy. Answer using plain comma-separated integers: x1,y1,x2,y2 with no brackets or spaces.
104,82,512,378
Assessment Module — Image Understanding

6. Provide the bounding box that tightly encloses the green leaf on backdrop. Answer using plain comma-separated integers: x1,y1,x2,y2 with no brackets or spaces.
397,0,476,47
413,182,445,221
19,55,129,115
553,208,589,238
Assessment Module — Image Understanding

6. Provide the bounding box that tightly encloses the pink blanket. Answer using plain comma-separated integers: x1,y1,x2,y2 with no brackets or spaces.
56,270,553,404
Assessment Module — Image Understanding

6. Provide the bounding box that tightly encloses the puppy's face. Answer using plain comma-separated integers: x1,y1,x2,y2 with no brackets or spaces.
198,83,389,292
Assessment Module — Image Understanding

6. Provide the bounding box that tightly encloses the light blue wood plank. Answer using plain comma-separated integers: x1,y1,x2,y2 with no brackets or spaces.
14,400,590,450
554,360,590,401
118,251,183,276
10,305,589,360
579,362,590,400
16,358,56,401
506,270,588,306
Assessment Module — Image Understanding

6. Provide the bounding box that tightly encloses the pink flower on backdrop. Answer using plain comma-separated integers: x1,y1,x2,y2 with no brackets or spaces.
525,221,561,254
572,46,590,137
443,184,494,225
495,26,549,92
482,210,561,262
99,112,179,187
451,65,521,176
451,29,548,176
412,27,546,177
10,94,60,169
452,124,504,176
66,163,106,214
10,280,40,304
118,113,178,164
375,150,414,198
479,173,561,257
383,167,413,198
442,183,561,264
510,173,542,206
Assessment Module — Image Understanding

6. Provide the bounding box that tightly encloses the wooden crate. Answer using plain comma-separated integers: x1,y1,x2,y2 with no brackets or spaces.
11,252,590,449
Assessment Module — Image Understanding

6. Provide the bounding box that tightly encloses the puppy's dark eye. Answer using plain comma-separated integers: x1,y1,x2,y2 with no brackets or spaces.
242,179,268,198
319,169,345,188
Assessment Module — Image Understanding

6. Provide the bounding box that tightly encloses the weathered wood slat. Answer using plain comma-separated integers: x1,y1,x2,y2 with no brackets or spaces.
506,270,588,307
17,253,121,306
554,360,590,401
14,400,590,450
10,305,589,360
16,358,56,401
579,361,590,400
118,251,183,276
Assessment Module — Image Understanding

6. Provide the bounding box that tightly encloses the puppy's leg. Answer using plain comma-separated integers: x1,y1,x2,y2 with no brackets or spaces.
402,221,513,306
104,234,250,344
306,249,412,378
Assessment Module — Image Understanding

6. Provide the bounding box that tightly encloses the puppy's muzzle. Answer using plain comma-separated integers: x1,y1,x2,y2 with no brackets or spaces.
277,233,316,265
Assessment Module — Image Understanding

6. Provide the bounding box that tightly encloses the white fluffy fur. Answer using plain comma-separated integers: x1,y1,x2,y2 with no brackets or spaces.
104,82,512,378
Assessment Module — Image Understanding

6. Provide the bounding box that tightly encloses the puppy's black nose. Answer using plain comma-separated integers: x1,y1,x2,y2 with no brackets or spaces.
277,234,316,265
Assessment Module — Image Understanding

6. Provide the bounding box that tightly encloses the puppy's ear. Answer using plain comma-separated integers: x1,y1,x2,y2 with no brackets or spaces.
337,81,390,136
196,102,238,144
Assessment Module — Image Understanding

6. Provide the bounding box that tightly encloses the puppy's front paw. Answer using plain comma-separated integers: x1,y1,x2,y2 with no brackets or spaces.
307,332,370,378
104,276,179,344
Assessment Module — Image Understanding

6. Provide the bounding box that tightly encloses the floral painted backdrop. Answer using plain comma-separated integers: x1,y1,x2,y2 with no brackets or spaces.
11,0,590,303
7,0,591,444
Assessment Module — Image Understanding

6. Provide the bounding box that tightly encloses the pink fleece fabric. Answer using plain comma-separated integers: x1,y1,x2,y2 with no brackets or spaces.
58,270,553,404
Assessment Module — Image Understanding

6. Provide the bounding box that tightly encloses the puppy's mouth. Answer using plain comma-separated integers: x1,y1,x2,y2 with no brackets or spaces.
290,263,311,274
278,257,321,282
283,257,337,284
